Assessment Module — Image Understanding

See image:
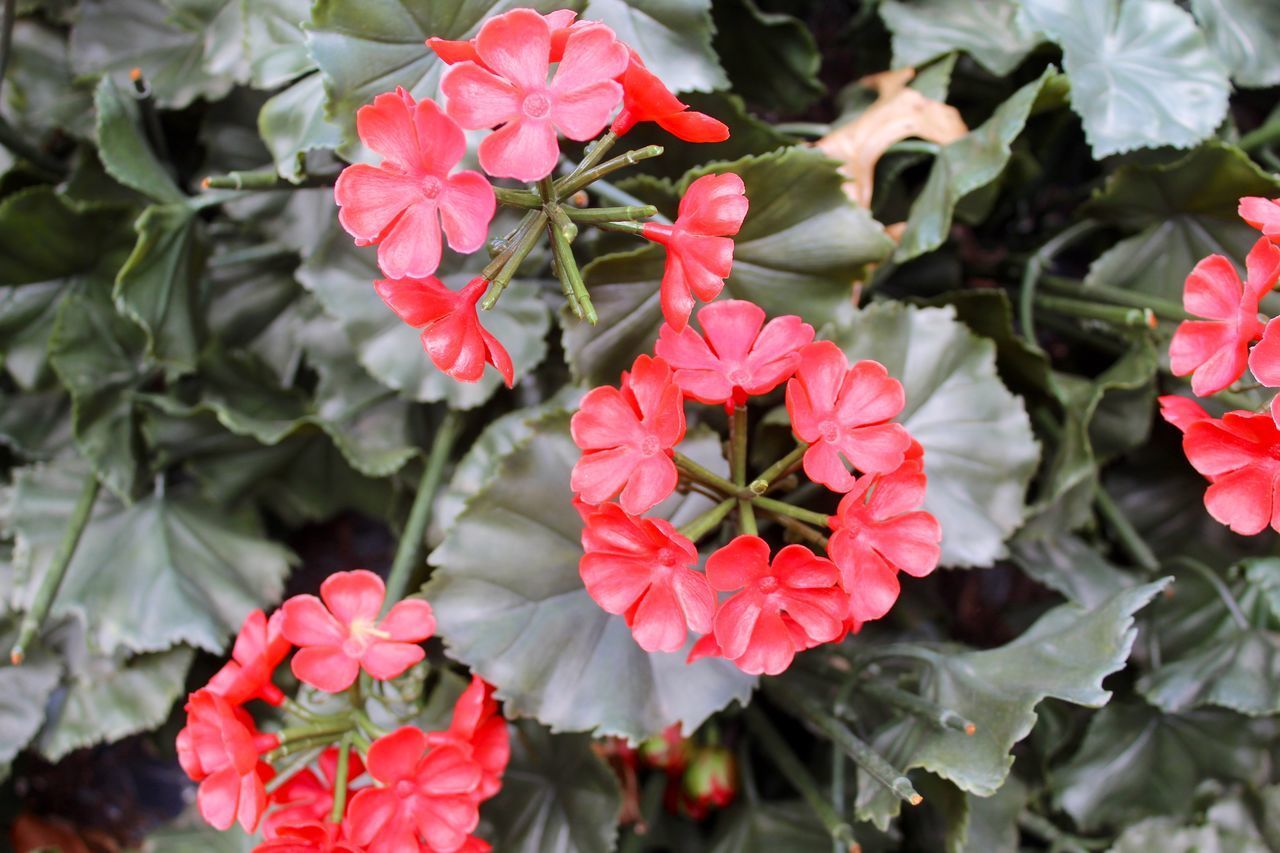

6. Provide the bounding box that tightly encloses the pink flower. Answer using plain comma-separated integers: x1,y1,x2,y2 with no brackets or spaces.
441,9,628,181
254,822,361,853
334,90,495,281
1158,394,1213,434
346,727,482,853
655,299,813,407
178,690,278,832
426,675,510,802
206,609,290,707
578,502,715,652
1251,317,1280,387
706,536,846,676
611,52,730,142
570,355,686,515
281,570,436,693
1169,238,1280,396
785,342,912,492
1182,408,1280,535
428,9,580,65
1239,196,1280,242
642,173,749,331
375,275,514,386
263,747,365,839
828,460,941,623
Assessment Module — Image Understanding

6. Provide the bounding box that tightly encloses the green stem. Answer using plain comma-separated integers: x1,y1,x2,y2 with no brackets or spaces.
277,721,353,744
830,746,846,853
1035,293,1156,329
1017,811,1108,852
677,498,736,543
751,495,829,528
744,706,857,846
773,121,831,137
265,733,346,763
493,186,541,208
858,682,975,736
763,511,830,549
556,130,619,189
1171,557,1251,632
12,474,99,664
585,180,670,223
546,202,579,242
329,735,353,823
730,406,757,536
674,452,743,496
1041,275,1190,321
1019,220,1101,346
1093,485,1160,573
750,444,808,495
264,746,327,794
563,205,657,223
557,143,660,198
202,170,335,190
481,211,547,310
592,219,647,236
354,709,389,741
1240,119,1280,153
281,696,322,722
546,215,596,323
384,411,462,608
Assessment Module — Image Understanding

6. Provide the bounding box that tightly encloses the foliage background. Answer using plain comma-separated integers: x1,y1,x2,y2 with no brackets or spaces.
1,0,1279,849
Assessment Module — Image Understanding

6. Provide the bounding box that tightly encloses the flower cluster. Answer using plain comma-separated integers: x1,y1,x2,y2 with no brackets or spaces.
599,725,737,826
1161,196,1280,535
571,299,942,676
176,571,509,852
334,8,730,387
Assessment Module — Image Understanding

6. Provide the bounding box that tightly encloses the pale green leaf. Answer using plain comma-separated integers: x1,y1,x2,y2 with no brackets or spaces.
93,77,185,204
258,73,344,183
879,0,1041,76
1191,0,1280,88
583,0,726,93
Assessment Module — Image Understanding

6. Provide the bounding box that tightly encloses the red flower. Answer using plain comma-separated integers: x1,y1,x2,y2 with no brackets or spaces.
1158,394,1213,434
1239,196,1280,242
375,276,513,386
263,747,365,839
281,570,436,693
642,173,749,331
178,690,278,832
206,609,290,707
426,675,510,802
1182,409,1280,535
334,90,495,281
254,822,361,853
679,746,737,819
785,342,911,492
346,727,482,853
578,502,715,652
1169,239,1280,396
428,9,580,65
706,536,846,676
655,299,813,407
611,51,729,142
571,355,686,514
1250,317,1280,388
828,460,941,623
441,9,628,181
637,724,690,774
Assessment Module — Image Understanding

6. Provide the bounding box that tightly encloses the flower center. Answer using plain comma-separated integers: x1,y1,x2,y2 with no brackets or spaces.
395,779,416,800
341,636,366,658
818,419,841,443
758,576,780,594
420,175,442,199
521,92,551,119
727,367,750,386
342,618,389,658
656,547,682,567
640,435,661,456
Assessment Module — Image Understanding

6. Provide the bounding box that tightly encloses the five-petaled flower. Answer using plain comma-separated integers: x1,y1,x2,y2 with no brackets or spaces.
706,536,846,676
785,341,911,492
206,609,291,707
655,299,813,407
1180,408,1280,535
334,90,495,281
426,675,511,802
281,570,436,693
178,690,278,832
579,501,715,652
376,275,514,385
612,51,730,143
441,8,629,182
643,173,749,331
571,354,686,514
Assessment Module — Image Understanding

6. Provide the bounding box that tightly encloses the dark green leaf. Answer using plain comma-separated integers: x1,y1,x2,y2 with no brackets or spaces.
258,73,345,183
959,775,1026,853
242,0,315,88
1190,0,1280,88
879,0,1041,76
708,801,832,852
425,414,756,740
93,77,184,205
0,390,72,459
1111,815,1268,853
583,0,726,93
1011,533,1135,608
0,619,63,781
0,187,134,287
1,21,94,143
711,0,822,112
1020,0,1230,157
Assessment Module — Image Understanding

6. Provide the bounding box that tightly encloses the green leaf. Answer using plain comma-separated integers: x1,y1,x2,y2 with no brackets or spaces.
0,283,65,390
483,721,622,853
878,0,1041,76
70,0,239,109
1191,0,1280,88
1019,0,1230,158
828,302,1040,567
1083,142,1280,301
114,205,210,375
1,21,94,143
93,77,184,205
1050,700,1270,831
583,0,726,93
959,776,1026,853
708,801,833,852
5,460,294,654
566,147,893,386
0,619,63,781
711,0,822,112
853,580,1169,828
0,390,73,459
0,187,134,287
921,289,1052,403
1010,532,1134,609
1137,559,1280,716
896,67,1066,261
258,73,345,183
425,414,757,740
1111,815,1268,853
297,217,550,409
242,0,315,88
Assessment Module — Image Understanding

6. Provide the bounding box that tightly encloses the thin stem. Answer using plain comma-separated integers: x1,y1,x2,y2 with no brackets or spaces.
744,706,857,846
264,746,326,794
202,170,336,190
329,734,353,823
1171,557,1251,632
1094,485,1160,573
674,453,744,497
493,186,541,208
763,511,830,549
556,130,619,190
1041,275,1190,321
773,121,831,137
730,406,757,536
563,205,657,223
557,144,663,198
677,498,736,544
265,733,346,763
12,474,99,664
481,211,547,310
752,495,829,528
130,69,171,166
592,219,647,236
546,202,579,242
750,444,808,495
546,214,596,323
586,180,670,223
1017,811,1108,852
830,746,846,853
1019,220,1101,346
281,696,321,722
1035,293,1157,329
384,411,462,608
276,721,353,744
1240,119,1280,153
354,709,389,741
858,682,975,735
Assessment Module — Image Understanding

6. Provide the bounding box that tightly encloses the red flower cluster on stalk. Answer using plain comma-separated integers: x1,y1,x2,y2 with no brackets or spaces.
572,300,942,676
1162,197,1280,535
176,571,510,851
333,7,730,387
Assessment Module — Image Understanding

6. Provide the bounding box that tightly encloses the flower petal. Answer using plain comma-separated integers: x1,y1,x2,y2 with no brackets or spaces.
321,570,385,626
440,170,496,254
475,8,552,90
478,116,560,182
361,641,426,681
291,646,361,693
377,201,443,280
281,594,347,647
441,62,520,128
379,598,436,643
334,165,420,244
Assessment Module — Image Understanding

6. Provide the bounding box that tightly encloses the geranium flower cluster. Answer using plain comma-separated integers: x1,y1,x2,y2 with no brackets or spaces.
571,298,942,676
175,570,510,852
599,725,737,825
1161,196,1280,536
334,7,731,386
